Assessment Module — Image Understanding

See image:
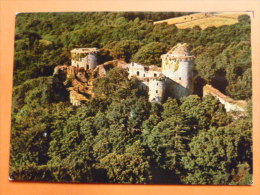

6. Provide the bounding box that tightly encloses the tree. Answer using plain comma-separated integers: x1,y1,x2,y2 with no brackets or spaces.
93,68,142,102
215,41,251,99
145,99,192,183
105,40,142,62
47,116,96,182
238,15,250,24
181,95,229,129
181,125,251,184
161,98,182,119
133,42,167,66
99,141,152,183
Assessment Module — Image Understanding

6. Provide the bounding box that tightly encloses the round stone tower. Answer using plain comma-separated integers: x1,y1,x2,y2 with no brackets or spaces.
161,43,194,98
87,52,98,69
71,48,99,70
148,77,165,103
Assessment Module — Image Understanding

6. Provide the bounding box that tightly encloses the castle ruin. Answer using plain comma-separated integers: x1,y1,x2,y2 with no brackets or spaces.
128,43,195,102
203,84,247,112
71,48,100,70
59,43,195,105
53,43,246,112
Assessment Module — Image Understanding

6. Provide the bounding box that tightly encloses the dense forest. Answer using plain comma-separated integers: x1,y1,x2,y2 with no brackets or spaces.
10,12,252,184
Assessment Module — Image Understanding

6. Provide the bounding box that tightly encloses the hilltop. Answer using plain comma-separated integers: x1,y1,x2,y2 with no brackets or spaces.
154,12,250,29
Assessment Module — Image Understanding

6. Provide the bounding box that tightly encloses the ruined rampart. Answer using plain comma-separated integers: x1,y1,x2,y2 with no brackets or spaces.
203,84,247,112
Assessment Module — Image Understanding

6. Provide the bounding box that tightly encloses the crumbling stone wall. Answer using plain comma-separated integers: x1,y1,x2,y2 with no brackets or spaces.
203,84,247,112
128,62,165,103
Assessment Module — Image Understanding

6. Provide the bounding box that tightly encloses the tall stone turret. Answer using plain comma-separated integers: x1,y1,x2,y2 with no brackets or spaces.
148,77,165,103
161,43,195,98
71,48,100,70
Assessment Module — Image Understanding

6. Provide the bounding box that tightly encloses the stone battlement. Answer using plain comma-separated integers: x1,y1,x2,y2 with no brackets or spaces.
71,47,100,54
161,43,194,60
161,55,195,61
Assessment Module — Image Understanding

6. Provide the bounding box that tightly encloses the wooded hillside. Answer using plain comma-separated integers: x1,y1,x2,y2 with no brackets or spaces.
10,12,252,184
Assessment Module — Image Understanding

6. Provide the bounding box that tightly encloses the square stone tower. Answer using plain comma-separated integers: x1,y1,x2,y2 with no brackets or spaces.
71,48,100,70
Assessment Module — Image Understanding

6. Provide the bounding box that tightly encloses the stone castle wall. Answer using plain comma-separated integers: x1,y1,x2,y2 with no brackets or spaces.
128,63,162,79
128,62,165,103
203,84,247,112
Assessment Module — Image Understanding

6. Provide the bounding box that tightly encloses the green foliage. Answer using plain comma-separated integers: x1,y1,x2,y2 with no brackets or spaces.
10,164,54,182
238,15,251,24
99,141,152,184
146,117,190,169
181,124,251,184
133,42,167,66
180,95,230,130
230,162,252,185
214,41,251,98
104,40,142,62
93,68,144,102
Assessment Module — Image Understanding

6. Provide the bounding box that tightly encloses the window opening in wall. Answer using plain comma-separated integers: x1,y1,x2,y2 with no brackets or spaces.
144,74,145,77
87,65,89,69
137,71,140,76
179,77,181,80
157,82,158,86
154,73,157,77
156,90,158,94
